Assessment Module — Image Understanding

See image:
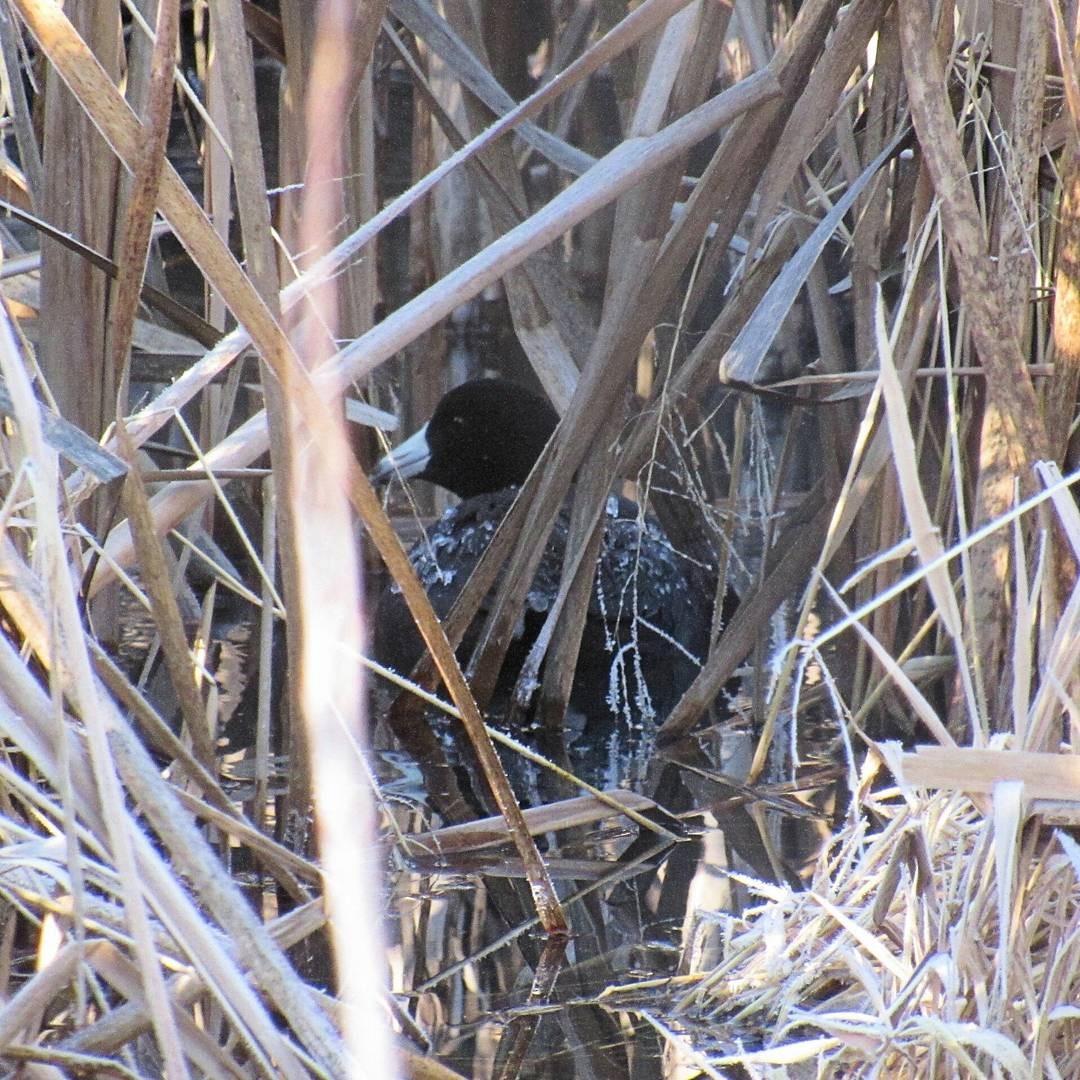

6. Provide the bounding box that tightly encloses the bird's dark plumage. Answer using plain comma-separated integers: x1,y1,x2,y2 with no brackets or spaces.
372,378,709,738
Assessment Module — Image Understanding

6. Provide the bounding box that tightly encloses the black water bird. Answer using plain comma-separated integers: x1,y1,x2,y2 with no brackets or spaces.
371,378,558,498
371,378,709,740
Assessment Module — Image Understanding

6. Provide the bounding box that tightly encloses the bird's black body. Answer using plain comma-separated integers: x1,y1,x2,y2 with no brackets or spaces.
375,487,704,725
372,378,713,753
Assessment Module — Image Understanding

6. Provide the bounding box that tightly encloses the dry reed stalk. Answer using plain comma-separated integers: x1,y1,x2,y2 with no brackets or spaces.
404,790,657,856
107,0,179,409
283,1,395,1070
116,435,215,767
37,2,118,445
349,458,572,932
1048,0,1080,468
254,474,277,830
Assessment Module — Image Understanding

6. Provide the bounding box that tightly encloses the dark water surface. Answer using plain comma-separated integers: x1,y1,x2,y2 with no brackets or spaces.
378,718,839,1079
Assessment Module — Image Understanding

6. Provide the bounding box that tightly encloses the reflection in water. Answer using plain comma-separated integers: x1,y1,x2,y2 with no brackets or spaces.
378,721,838,1078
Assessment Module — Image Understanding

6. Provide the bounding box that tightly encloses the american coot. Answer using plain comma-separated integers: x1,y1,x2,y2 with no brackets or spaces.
371,378,709,739
371,378,558,499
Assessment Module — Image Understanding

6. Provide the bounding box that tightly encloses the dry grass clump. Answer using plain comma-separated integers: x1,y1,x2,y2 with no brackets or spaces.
609,457,1080,1076
628,774,1080,1077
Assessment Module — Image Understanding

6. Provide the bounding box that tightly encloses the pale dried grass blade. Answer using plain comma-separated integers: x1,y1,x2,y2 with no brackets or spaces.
285,0,394,1069
1010,511,1037,746
897,747,1080,802
0,299,189,1076
0,941,84,1049
875,291,964,644
992,780,1023,1006
818,577,955,747
406,791,657,855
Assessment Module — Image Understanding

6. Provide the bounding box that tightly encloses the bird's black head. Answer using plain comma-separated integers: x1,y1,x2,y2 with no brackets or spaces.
372,378,559,499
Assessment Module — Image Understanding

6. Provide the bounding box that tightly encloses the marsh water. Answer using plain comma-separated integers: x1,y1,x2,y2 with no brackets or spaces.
376,710,839,1079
